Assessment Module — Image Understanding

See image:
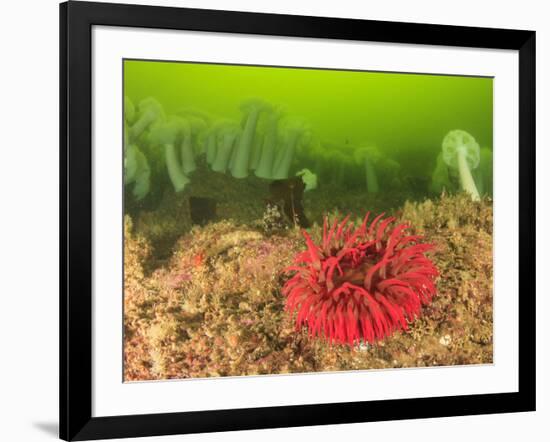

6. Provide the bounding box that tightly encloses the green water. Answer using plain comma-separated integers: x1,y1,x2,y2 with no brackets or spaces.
123,59,493,210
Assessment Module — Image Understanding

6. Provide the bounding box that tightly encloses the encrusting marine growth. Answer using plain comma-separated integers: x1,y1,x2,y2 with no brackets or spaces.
282,213,439,345
441,130,481,201
124,193,493,380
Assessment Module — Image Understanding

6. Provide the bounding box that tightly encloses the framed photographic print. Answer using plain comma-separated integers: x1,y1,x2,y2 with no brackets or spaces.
60,1,536,440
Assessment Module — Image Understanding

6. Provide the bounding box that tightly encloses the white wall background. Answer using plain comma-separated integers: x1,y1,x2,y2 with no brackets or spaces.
0,0,547,441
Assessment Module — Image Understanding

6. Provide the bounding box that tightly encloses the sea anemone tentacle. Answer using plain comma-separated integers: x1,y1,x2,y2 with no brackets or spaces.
282,213,439,345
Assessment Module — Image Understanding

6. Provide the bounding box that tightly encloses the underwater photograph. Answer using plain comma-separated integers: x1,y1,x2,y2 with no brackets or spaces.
123,59,494,381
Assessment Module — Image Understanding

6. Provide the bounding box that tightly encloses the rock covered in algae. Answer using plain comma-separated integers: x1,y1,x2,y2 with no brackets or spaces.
128,158,270,260
124,194,493,380
123,215,157,380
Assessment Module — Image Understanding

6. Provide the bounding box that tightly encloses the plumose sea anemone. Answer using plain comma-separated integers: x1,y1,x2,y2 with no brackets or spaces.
282,213,439,345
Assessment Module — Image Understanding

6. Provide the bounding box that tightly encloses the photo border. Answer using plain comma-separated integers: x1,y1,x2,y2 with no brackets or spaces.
60,1,535,440
121,56,495,383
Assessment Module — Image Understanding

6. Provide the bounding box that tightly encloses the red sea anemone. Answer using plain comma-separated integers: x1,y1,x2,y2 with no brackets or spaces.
282,213,438,345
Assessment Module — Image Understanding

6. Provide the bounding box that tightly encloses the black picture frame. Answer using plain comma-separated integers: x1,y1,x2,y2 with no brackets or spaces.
59,1,536,440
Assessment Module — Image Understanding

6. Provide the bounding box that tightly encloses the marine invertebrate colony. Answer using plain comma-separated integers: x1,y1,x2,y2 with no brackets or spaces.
282,214,438,345
254,108,283,179
125,143,151,200
441,130,481,201
354,145,380,193
295,168,318,192
272,118,311,180
231,98,271,178
130,97,164,139
148,117,190,192
211,121,241,173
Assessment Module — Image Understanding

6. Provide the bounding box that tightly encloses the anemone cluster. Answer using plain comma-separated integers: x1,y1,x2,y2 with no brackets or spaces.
124,95,413,203
307,142,403,193
124,96,492,204
124,96,317,200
